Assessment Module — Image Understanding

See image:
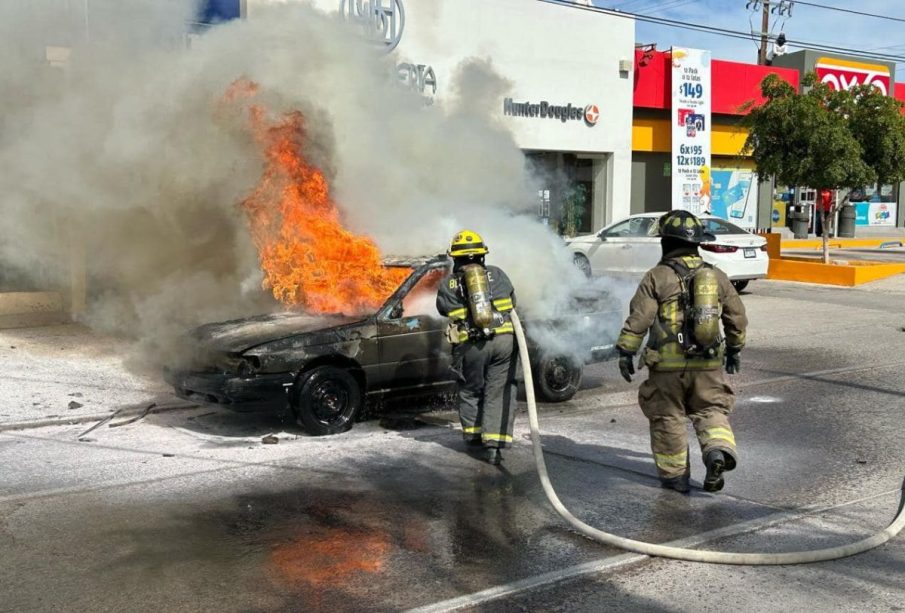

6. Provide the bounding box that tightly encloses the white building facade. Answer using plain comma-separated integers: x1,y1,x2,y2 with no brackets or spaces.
246,0,636,233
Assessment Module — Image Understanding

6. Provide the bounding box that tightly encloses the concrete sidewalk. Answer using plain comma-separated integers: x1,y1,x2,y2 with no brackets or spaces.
0,324,178,429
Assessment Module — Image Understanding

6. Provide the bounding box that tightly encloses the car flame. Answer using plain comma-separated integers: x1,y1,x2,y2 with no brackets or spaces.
227,79,409,315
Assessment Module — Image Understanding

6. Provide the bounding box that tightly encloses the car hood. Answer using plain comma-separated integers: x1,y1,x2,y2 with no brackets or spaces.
191,311,366,354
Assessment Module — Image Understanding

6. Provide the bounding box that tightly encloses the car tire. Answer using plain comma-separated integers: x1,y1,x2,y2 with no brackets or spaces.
291,365,362,436
732,280,750,292
532,353,583,403
573,253,592,278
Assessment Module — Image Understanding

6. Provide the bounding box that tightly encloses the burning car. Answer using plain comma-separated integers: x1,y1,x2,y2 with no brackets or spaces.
164,255,621,436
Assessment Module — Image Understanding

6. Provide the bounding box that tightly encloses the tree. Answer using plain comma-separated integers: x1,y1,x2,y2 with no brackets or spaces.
743,73,905,263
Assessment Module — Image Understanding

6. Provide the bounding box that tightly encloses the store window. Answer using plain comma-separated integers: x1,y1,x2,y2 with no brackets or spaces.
525,152,594,237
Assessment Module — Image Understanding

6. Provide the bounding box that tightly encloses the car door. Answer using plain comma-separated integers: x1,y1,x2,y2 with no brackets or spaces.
590,217,658,277
376,266,455,391
622,217,661,276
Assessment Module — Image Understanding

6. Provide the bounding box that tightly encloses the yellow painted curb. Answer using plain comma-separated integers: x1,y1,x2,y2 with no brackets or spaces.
780,237,905,250
767,257,905,286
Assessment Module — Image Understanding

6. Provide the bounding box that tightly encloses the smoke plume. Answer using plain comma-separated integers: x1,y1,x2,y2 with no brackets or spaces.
0,1,596,369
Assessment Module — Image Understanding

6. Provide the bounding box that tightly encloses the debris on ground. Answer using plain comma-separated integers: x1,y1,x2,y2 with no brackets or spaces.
109,403,156,428
162,453,175,458
77,408,124,439
77,437,96,443
68,401,84,410
68,392,83,398
262,435,280,445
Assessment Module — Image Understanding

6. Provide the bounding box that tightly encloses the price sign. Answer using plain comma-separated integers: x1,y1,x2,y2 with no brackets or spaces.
671,47,712,215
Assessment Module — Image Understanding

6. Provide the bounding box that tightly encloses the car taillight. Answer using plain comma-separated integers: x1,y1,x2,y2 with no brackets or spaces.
760,244,768,251
700,244,738,253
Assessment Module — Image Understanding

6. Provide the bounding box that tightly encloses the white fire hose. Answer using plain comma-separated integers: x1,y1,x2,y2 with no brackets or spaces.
509,309,905,565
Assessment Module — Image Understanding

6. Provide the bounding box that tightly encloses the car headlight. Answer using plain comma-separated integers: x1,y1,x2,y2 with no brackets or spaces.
237,356,261,378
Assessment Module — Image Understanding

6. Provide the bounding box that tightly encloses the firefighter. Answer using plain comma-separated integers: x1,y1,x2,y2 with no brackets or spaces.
616,211,747,493
436,230,518,466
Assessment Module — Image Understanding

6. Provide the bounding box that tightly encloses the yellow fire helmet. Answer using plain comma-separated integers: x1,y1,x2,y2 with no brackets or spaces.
448,229,489,257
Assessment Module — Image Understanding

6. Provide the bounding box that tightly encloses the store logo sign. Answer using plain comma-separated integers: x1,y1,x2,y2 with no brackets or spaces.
815,57,891,96
339,0,405,52
503,98,599,127
397,63,437,95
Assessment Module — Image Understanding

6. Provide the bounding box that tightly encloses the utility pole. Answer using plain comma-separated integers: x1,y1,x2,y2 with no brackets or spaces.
757,0,770,65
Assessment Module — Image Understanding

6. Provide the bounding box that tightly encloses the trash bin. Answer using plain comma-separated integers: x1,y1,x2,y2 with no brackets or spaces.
788,204,810,239
837,204,856,238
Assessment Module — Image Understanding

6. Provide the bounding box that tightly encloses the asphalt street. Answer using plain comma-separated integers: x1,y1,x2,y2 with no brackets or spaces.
2,275,905,612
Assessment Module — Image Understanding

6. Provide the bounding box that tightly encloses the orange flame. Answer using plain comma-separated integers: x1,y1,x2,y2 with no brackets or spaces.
229,79,409,314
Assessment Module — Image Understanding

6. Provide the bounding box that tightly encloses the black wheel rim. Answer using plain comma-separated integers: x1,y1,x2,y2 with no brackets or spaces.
311,379,351,425
543,357,575,393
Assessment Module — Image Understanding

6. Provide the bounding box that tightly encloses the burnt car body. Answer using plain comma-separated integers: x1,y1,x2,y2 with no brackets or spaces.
164,255,621,435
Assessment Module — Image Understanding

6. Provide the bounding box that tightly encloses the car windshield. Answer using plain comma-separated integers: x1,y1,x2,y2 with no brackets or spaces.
702,218,749,235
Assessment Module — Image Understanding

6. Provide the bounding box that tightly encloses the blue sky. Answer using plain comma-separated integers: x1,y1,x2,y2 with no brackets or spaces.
590,0,905,68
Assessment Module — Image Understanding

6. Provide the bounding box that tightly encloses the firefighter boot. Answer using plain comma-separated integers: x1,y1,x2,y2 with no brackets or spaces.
483,448,503,465
660,475,690,493
704,450,727,492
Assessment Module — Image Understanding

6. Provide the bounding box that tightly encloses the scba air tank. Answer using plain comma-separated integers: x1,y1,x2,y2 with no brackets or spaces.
462,264,494,330
691,266,721,351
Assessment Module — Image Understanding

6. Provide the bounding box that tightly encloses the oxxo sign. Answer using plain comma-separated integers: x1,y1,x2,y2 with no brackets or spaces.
815,57,892,95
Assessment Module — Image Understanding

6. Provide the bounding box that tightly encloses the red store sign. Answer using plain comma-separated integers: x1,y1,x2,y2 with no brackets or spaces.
815,57,891,96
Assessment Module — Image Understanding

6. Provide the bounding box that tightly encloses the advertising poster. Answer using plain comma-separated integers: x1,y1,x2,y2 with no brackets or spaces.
671,47,712,215
852,184,897,226
710,167,758,230
854,202,896,226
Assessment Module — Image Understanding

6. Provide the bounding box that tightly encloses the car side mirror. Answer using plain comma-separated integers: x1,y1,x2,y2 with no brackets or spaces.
389,304,404,319
597,233,608,241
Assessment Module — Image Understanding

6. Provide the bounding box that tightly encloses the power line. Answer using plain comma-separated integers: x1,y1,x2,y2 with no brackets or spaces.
785,0,905,25
540,0,905,65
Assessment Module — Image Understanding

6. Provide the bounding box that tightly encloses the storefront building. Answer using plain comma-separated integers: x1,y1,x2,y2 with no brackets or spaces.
773,51,904,231
632,47,905,232
631,48,798,231
245,0,637,235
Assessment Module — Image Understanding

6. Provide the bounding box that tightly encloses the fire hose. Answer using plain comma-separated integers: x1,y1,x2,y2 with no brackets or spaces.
509,309,905,565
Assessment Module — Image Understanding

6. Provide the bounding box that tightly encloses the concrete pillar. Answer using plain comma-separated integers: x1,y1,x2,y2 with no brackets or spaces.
757,175,774,231
898,181,905,228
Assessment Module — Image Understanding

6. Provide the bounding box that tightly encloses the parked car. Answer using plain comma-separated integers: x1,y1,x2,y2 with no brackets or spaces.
566,213,769,291
164,255,621,436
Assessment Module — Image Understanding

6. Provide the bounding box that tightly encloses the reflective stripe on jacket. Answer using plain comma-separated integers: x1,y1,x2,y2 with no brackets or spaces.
616,255,747,371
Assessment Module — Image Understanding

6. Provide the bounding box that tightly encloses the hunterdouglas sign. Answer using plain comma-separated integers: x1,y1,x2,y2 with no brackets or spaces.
503,98,600,126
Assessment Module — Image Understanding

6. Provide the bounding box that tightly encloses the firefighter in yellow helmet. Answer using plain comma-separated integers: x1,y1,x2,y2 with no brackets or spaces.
616,211,747,493
436,230,518,465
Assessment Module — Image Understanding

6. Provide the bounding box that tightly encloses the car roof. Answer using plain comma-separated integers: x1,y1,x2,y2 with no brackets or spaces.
623,212,734,221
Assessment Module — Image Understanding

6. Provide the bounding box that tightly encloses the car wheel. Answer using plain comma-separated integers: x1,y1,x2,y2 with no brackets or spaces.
291,365,362,436
732,280,749,292
573,253,592,278
532,353,583,403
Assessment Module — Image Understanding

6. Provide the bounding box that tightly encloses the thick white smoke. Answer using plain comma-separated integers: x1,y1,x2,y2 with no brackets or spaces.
0,0,595,369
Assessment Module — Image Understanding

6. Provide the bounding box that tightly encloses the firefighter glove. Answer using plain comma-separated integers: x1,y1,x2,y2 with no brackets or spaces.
618,351,635,382
725,347,741,375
